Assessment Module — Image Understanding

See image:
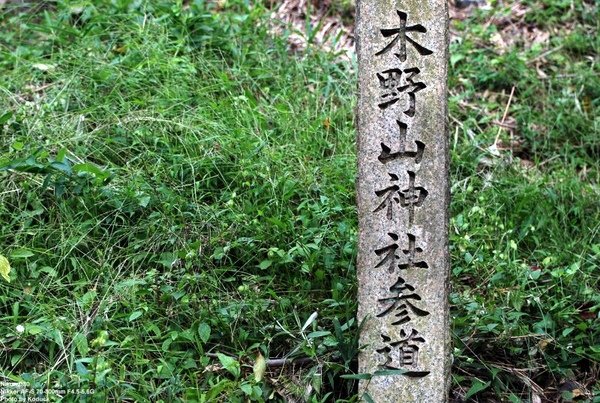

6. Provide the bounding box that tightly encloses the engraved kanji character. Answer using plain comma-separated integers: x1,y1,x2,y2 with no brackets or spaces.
374,232,400,273
377,329,430,377
377,68,426,116
402,68,426,117
373,173,400,220
399,233,429,271
399,171,428,225
377,277,430,325
376,10,433,62
377,68,403,109
379,121,425,164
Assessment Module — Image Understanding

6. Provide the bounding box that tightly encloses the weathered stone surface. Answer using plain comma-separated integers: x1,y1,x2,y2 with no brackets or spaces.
356,0,450,401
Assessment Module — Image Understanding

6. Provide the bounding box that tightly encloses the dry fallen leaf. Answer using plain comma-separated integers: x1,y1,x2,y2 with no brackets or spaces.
490,32,508,52
32,63,55,72
202,364,222,373
0,255,11,282
538,338,552,351
254,352,267,382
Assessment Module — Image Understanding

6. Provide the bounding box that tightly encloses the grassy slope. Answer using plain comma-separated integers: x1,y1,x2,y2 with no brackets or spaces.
449,2,599,400
0,0,598,401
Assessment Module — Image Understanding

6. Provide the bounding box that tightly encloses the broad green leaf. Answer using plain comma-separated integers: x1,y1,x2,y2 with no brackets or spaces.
240,382,252,396
198,323,211,343
50,161,72,174
138,195,151,208
27,325,45,335
0,112,13,125
465,380,491,399
51,330,64,348
11,354,21,366
158,253,177,269
11,141,23,151
56,148,67,162
73,333,89,356
0,255,11,282
307,330,331,339
373,369,408,377
340,373,372,380
128,311,143,321
253,352,266,382
216,353,240,378
75,361,89,375
450,53,465,67
114,278,146,290
10,249,34,259
252,385,262,397
258,259,272,270
73,163,109,180
362,392,376,403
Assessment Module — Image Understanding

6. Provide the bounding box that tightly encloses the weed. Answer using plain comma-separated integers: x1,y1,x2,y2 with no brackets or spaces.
0,0,598,401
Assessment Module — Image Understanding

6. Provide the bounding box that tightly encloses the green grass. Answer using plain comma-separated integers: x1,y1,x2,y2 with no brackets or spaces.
449,1,599,400
0,0,598,401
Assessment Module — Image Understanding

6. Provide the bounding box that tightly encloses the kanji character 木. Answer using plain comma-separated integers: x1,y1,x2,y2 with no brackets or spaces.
376,11,433,62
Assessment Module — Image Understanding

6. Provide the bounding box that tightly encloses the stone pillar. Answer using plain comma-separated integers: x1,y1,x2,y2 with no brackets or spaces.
356,1,450,401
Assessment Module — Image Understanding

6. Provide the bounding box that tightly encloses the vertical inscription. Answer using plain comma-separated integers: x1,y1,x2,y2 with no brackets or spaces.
373,13,432,375
357,0,450,401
